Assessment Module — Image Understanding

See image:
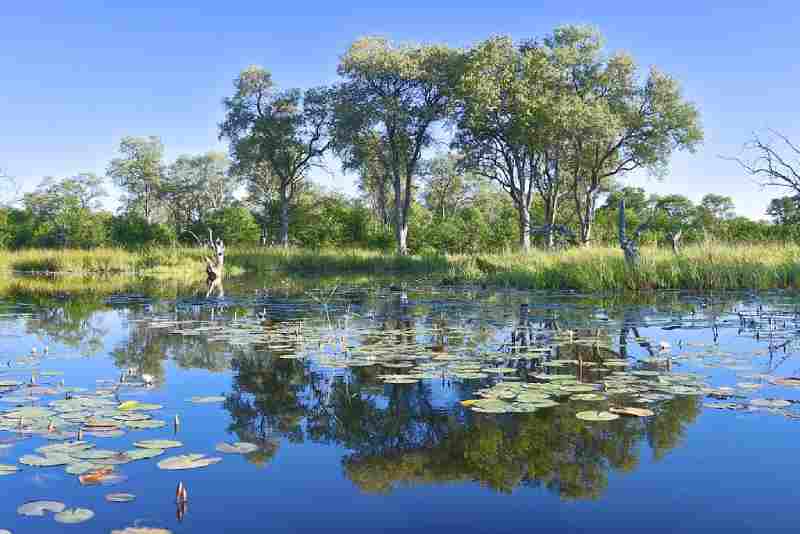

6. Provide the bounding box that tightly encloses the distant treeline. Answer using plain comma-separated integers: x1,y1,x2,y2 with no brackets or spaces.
1,25,797,253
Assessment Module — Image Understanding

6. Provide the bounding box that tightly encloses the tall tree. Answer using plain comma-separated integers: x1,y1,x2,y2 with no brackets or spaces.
544,26,703,245
767,196,800,225
334,37,463,255
219,66,334,247
455,36,569,249
420,153,476,219
162,151,233,233
107,136,164,224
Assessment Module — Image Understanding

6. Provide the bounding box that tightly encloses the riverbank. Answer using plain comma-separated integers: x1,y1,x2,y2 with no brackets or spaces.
1,243,799,296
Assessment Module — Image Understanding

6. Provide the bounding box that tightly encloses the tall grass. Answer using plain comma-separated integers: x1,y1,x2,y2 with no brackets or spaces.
2,242,800,293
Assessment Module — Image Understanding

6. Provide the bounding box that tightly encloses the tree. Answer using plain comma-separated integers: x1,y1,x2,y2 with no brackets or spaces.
699,193,735,221
420,153,476,219
544,26,702,245
455,36,575,249
767,196,800,225
22,175,109,247
729,130,800,196
107,136,165,223
163,151,233,235
220,66,334,247
334,37,463,255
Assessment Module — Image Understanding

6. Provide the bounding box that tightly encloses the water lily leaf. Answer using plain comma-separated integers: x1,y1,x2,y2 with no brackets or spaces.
157,454,221,470
54,508,94,524
71,449,118,460
106,493,136,503
65,462,95,475
0,464,19,475
19,453,71,467
17,500,66,516
609,407,655,417
750,398,792,408
576,410,620,422
36,441,93,456
125,448,164,460
125,419,166,429
134,439,183,449
570,393,606,401
188,396,225,404
216,442,258,454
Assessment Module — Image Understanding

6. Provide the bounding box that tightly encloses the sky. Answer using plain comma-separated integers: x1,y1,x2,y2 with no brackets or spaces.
1,1,799,219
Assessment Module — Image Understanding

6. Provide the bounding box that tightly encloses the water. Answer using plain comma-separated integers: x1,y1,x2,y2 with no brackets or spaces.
1,285,799,533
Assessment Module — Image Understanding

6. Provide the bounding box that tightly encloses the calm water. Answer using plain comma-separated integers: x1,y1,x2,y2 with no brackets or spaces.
1,284,799,533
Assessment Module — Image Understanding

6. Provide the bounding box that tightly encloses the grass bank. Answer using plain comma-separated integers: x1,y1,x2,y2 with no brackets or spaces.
2,243,800,295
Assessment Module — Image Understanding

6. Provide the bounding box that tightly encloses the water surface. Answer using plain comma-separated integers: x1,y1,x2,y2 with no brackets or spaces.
1,286,799,533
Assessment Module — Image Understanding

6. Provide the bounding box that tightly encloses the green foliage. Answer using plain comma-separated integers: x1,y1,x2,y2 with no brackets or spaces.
204,206,260,245
110,213,175,248
107,136,164,223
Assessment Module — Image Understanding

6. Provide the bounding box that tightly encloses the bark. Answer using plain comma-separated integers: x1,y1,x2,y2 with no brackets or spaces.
517,202,531,250
669,229,683,255
205,229,225,298
618,199,640,266
279,183,290,247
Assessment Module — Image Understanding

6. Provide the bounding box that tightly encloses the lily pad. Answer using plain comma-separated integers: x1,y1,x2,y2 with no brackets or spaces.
19,454,71,467
134,439,183,450
216,442,259,454
106,493,136,503
609,406,655,417
0,464,19,475
54,508,95,524
125,448,165,460
157,454,222,470
17,500,66,516
576,410,620,422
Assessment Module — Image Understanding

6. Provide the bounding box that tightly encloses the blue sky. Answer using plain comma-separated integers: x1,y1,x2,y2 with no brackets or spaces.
1,1,798,219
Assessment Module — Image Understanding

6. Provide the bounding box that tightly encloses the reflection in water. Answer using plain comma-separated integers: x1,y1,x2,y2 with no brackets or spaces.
8,288,800,502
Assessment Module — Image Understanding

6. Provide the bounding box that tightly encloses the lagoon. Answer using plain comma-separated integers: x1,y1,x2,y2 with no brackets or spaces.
1,284,798,533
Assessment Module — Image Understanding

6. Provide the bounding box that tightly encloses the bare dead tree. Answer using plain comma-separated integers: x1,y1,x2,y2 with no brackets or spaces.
186,229,225,298
618,199,652,266
727,130,800,195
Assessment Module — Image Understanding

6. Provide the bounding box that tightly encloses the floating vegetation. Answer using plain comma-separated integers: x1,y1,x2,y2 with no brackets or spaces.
54,508,95,524
134,439,183,449
157,454,222,470
216,442,259,454
17,500,66,517
0,464,20,475
106,493,136,503
576,411,620,422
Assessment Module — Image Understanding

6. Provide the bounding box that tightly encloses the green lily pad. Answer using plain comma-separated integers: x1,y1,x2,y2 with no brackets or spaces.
54,508,94,524
216,442,259,454
157,454,222,470
0,464,19,475
576,410,620,422
17,500,66,516
124,419,166,429
134,439,183,449
106,493,136,503
125,448,165,460
19,453,72,467
65,462,96,475
750,398,792,408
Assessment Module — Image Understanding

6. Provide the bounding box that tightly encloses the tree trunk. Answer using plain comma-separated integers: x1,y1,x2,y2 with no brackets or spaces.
396,220,409,255
518,203,531,250
279,184,290,247
205,230,225,298
618,199,639,266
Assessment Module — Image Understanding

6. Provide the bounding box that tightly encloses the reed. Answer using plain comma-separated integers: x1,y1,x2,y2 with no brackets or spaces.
2,242,799,293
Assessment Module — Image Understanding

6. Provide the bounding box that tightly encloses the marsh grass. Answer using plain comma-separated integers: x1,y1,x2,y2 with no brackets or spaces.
1,242,799,295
